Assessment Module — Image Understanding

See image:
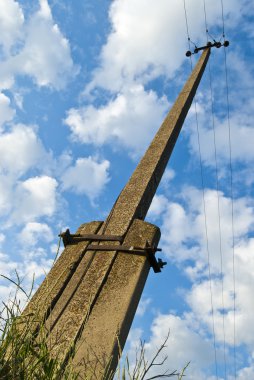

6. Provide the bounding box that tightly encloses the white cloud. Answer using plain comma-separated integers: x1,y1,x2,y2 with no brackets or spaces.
0,0,24,55
10,176,58,224
85,0,240,93
0,234,5,244
188,109,254,167
0,252,18,277
130,313,217,380
0,93,15,129
19,222,53,246
233,361,254,380
38,0,52,19
158,187,254,269
61,156,110,202
65,0,242,156
21,257,53,281
148,194,169,220
0,0,77,90
0,174,15,215
0,123,53,219
149,186,254,361
0,124,46,176
185,50,254,169
161,168,175,188
136,297,151,317
65,85,168,155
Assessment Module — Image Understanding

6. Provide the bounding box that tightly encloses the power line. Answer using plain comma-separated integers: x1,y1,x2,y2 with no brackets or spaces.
182,2,219,378
223,45,237,380
220,0,226,38
219,0,237,377
183,0,191,44
202,2,228,378
207,60,228,379
193,97,219,380
183,0,197,53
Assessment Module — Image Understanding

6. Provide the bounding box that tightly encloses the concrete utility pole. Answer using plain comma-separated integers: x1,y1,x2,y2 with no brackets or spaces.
23,48,210,379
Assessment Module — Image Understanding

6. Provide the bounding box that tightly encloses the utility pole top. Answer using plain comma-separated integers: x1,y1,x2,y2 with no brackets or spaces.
186,39,229,57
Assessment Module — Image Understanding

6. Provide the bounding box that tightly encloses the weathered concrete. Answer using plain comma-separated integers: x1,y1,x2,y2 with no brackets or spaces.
46,219,160,376
70,219,161,379
23,221,102,324
20,49,210,379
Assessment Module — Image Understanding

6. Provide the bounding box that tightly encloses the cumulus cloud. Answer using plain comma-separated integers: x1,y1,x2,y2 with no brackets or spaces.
0,123,55,221
0,0,24,55
0,252,18,277
127,313,217,379
148,194,169,220
63,0,242,158
184,50,254,170
65,85,169,154
0,175,13,215
130,182,254,377
136,297,151,317
157,187,254,270
19,222,53,246
233,362,254,380
131,310,254,379
145,186,254,374
64,0,241,157
0,0,77,90
0,93,15,129
0,124,46,176
10,176,58,224
86,0,240,93
188,104,254,168
61,156,110,202
21,256,53,281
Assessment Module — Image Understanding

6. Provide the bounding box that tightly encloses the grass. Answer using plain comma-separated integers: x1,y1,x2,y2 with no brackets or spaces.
0,273,79,380
0,273,189,379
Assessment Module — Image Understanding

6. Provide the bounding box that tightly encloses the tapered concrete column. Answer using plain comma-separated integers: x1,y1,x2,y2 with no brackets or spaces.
22,49,210,379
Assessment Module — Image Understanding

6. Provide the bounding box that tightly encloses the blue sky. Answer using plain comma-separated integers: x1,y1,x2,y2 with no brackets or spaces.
0,0,254,379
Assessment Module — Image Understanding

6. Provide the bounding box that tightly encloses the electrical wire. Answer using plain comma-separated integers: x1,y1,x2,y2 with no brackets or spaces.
184,0,236,378
207,60,228,379
220,0,226,38
219,0,237,377
202,2,228,377
182,2,219,378
203,0,209,36
183,0,191,50
223,44,237,380
193,97,219,380
202,0,216,43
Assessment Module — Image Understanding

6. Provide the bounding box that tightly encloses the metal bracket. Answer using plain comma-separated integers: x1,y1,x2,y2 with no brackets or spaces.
59,229,123,247
186,40,229,57
59,230,167,273
86,243,166,273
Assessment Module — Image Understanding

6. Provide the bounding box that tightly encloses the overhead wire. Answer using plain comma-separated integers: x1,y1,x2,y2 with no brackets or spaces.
203,0,237,377
207,62,227,380
217,0,237,376
220,0,226,38
182,1,219,378
193,97,219,380
183,0,236,377
221,17,237,380
202,1,228,378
